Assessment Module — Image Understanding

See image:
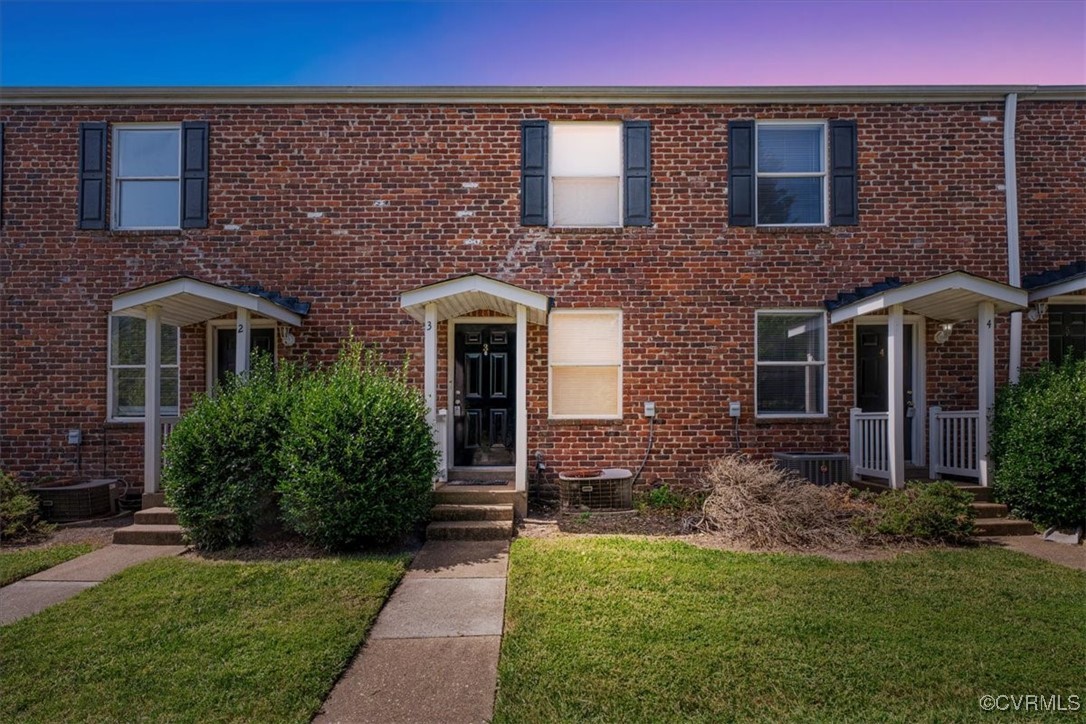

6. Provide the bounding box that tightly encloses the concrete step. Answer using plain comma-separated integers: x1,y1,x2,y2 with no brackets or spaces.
435,488,518,506
957,485,993,502
447,468,514,483
973,517,1036,537
113,524,186,546
426,520,513,541
133,507,178,525
141,492,166,508
971,502,1009,518
431,504,514,522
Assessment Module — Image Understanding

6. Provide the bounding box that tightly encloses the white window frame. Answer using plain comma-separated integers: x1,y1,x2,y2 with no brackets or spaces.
106,314,181,422
111,123,182,231
754,309,828,419
548,308,623,420
754,120,829,228
205,318,278,393
549,122,624,229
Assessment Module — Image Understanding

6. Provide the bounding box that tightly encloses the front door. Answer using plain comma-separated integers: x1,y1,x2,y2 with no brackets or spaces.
215,327,275,388
453,324,515,467
856,324,915,459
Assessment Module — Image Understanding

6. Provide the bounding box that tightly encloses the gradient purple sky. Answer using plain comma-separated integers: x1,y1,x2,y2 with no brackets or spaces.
1,1,1083,86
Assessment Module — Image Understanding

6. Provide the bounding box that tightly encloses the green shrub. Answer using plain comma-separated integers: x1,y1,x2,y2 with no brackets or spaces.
163,356,303,550
990,357,1086,529
0,471,54,542
637,483,692,512
277,341,437,550
869,482,975,543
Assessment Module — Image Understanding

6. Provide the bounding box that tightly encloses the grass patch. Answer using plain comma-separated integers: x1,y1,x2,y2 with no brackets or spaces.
1,554,408,723
0,543,97,586
496,537,1086,723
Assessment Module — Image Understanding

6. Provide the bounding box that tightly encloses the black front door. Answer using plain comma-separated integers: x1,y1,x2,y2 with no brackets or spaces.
216,327,275,387
454,324,515,467
856,324,915,458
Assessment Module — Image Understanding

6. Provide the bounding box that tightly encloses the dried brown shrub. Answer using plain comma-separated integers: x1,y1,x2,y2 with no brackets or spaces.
694,455,874,550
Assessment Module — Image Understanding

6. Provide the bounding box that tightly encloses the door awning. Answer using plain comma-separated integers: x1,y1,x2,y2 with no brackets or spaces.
1023,260,1086,303
111,276,310,327
400,274,552,325
825,271,1028,324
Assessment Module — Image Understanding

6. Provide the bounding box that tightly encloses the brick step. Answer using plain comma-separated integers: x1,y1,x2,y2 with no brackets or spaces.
434,488,518,506
970,502,1009,518
973,517,1036,537
113,524,186,546
426,520,513,541
133,507,178,525
431,503,514,522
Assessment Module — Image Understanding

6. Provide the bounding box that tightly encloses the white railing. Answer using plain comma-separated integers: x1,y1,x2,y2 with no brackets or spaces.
928,407,980,479
849,408,890,480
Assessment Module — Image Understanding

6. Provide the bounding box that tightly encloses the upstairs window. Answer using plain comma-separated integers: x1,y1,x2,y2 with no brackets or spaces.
756,123,826,226
112,125,181,230
755,310,827,417
108,315,180,420
551,123,622,227
549,309,623,419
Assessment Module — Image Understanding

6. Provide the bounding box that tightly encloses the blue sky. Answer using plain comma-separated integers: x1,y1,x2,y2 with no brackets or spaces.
1,1,1083,86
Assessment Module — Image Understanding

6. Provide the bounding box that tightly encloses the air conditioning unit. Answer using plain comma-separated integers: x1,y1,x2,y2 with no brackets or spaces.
772,452,851,486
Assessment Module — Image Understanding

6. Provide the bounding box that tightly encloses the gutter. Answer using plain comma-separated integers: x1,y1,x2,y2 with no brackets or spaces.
1004,93,1023,383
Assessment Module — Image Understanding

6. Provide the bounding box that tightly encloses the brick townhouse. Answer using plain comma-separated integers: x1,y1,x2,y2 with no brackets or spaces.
0,85,1082,515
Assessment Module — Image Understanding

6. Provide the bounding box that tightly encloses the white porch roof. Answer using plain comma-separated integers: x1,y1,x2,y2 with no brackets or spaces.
828,271,1028,324
399,274,552,325
112,276,306,327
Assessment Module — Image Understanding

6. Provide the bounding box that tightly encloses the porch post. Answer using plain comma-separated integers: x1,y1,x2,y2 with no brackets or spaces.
515,304,528,494
423,303,440,471
887,304,906,489
143,305,162,495
235,307,251,376
977,302,996,486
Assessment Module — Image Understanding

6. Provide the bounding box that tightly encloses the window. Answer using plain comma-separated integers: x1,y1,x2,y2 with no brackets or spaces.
108,315,180,419
1048,304,1085,364
551,123,622,227
112,125,181,230
755,310,827,416
756,123,826,226
549,310,622,419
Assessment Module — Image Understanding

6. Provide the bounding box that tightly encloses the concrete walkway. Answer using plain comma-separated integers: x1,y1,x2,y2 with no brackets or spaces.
0,544,186,625
980,535,1086,571
315,540,510,724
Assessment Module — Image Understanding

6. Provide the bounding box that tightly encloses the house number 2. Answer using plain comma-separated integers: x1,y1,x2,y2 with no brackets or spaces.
237,322,245,334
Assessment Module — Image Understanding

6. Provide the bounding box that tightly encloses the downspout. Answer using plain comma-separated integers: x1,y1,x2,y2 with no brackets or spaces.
1004,93,1023,383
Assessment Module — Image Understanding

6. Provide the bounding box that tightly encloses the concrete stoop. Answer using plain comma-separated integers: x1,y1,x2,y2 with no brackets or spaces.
113,507,185,545
428,489,515,541
962,488,1035,537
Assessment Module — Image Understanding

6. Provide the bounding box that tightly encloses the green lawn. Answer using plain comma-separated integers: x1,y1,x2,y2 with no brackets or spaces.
0,543,98,586
1,554,408,723
496,537,1086,723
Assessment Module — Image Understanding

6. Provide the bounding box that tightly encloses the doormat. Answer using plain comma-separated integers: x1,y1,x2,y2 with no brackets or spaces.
445,479,509,486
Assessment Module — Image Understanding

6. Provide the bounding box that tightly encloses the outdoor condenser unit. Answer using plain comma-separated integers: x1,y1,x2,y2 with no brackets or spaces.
772,452,851,486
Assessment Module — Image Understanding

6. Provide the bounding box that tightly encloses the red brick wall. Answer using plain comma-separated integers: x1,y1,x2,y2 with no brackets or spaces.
1,99,1082,491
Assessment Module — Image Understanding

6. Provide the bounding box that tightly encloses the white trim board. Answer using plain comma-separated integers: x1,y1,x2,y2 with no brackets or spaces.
401,274,551,325
112,277,303,327
1028,276,1086,303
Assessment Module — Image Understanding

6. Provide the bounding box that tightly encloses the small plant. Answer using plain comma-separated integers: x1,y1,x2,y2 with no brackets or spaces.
0,471,54,542
866,481,976,543
575,511,592,524
164,355,303,550
277,340,437,549
990,357,1086,529
636,483,689,512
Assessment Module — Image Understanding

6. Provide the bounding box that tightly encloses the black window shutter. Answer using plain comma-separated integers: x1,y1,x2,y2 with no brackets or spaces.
0,122,5,224
829,120,858,226
728,121,755,227
78,122,108,230
520,120,548,226
181,121,209,228
623,120,651,227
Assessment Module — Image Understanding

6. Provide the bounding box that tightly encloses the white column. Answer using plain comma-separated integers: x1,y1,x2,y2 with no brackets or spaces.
235,308,251,376
143,305,162,495
515,304,528,493
887,305,906,489
423,304,440,477
977,302,996,486
849,407,861,481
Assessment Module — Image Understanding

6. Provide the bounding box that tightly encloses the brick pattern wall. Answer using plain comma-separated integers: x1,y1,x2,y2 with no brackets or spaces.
1,99,1082,491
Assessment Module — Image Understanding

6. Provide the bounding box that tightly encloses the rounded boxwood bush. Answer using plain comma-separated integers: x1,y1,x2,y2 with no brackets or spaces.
277,342,437,550
163,356,302,550
990,357,1086,529
0,471,53,542
870,481,976,543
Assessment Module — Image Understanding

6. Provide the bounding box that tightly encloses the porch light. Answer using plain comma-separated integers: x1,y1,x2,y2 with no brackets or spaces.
279,326,297,347
1026,302,1048,322
934,323,955,345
